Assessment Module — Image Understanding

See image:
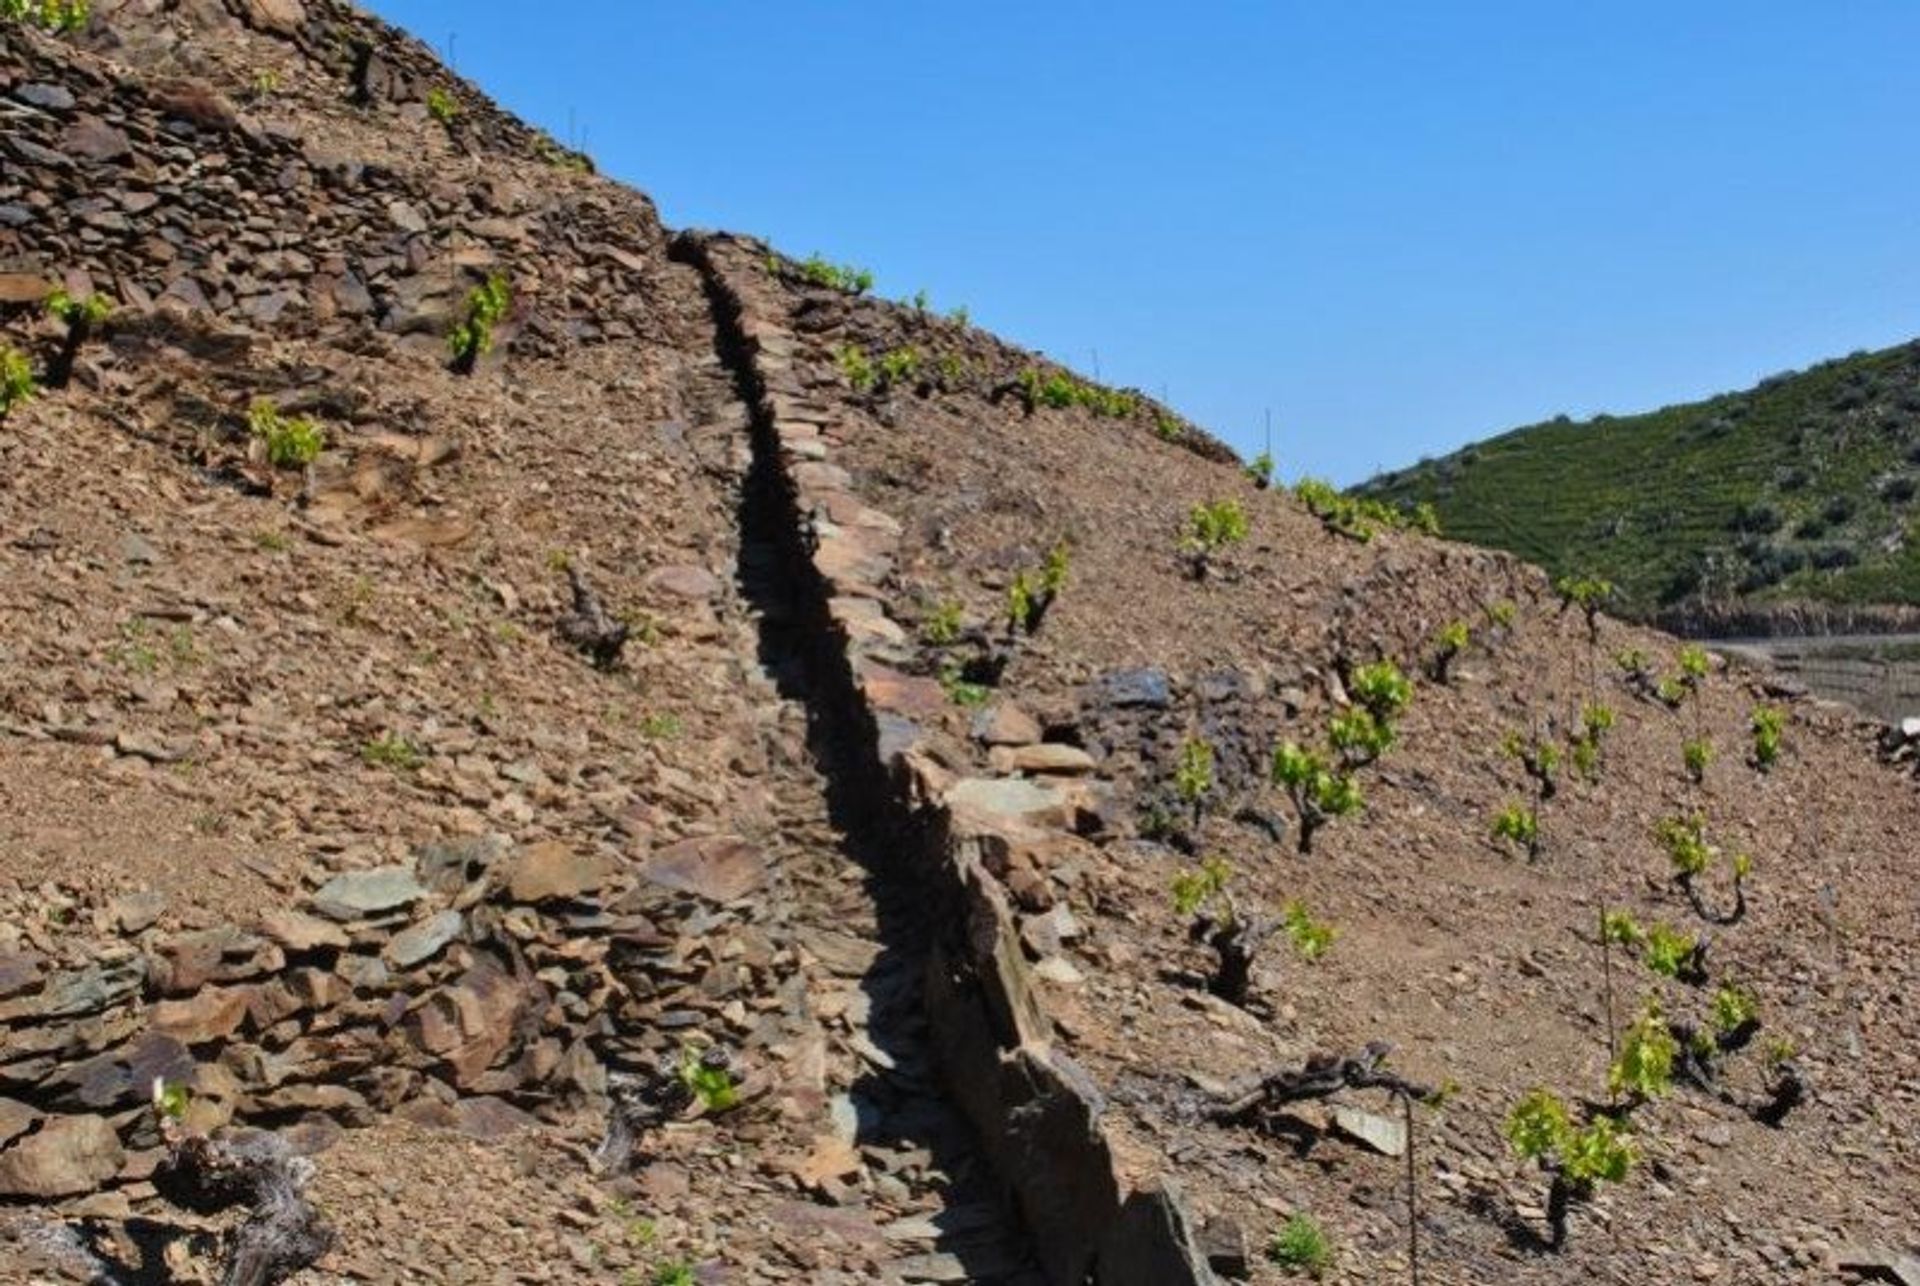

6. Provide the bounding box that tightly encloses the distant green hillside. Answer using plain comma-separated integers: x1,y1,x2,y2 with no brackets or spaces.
1355,340,1920,620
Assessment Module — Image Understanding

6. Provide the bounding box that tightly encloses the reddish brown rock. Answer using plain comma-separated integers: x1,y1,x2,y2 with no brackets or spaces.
501,840,615,903
643,834,767,904
150,985,252,1044
645,564,722,600
0,1115,124,1198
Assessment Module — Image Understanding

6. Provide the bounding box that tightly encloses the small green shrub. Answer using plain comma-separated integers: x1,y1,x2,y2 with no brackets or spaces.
1600,910,1644,947
1244,451,1275,487
1491,802,1539,858
947,304,970,326
1272,741,1362,854
938,663,989,708
1174,736,1215,818
1349,660,1413,722
1559,1113,1633,1186
921,598,964,647
1554,574,1613,642
1041,540,1070,597
362,732,425,772
1677,644,1711,685
1328,707,1394,767
636,712,682,740
1711,982,1756,1035
1429,619,1470,682
0,347,35,422
2,0,89,32
679,1045,738,1112
1483,598,1518,631
1017,366,1138,417
45,288,111,330
1005,542,1068,636
1154,410,1183,441
151,1078,191,1124
1502,729,1561,800
1282,900,1335,960
652,1263,695,1286
425,86,459,123
836,344,876,392
1506,1088,1633,1248
448,274,511,372
1750,706,1784,771
1655,813,1710,878
934,352,969,389
1682,737,1713,784
795,254,873,294
877,345,921,388
1608,998,1677,1100
247,398,325,468
1182,498,1249,577
1641,923,1697,978
1294,478,1404,542
1571,702,1615,781
1171,853,1233,920
1505,1088,1571,1161
1269,1213,1332,1277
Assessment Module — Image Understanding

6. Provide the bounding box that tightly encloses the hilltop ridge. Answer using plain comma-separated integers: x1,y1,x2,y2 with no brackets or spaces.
1355,339,1920,631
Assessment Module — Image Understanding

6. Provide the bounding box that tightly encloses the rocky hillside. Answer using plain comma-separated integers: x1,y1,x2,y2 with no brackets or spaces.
1,5,1917,1285
1355,340,1920,631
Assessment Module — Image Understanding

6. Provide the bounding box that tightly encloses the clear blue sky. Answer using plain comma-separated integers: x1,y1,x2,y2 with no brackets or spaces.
363,1,1920,485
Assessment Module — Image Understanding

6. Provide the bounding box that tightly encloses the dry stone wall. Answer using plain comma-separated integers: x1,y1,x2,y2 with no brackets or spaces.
674,229,1217,1286
1,10,664,364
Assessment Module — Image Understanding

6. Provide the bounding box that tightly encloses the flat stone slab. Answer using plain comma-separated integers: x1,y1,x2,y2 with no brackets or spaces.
947,777,1070,827
502,841,615,903
385,910,464,968
311,866,427,920
0,1114,124,1198
643,835,767,903
1332,1105,1407,1157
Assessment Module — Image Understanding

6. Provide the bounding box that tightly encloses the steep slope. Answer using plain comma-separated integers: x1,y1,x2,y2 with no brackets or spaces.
1,5,1917,1286
1354,341,1920,629
677,235,1920,1284
0,6,1043,1283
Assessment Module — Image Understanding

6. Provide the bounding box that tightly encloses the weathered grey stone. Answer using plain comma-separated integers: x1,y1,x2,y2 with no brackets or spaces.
312,866,427,920
1090,668,1171,710
1096,1179,1218,1286
109,889,168,935
416,832,511,891
385,910,463,968
17,960,145,1021
13,84,74,112
1332,1105,1406,1157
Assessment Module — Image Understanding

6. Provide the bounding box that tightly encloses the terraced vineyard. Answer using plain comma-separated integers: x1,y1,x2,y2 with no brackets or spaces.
1356,341,1920,622
3,6,1919,1285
